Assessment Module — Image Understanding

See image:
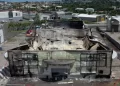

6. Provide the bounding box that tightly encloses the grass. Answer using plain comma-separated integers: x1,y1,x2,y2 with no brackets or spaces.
7,38,17,42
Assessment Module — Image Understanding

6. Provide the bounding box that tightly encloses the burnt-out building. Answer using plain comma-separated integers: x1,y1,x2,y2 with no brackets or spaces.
7,34,113,80
5,19,114,81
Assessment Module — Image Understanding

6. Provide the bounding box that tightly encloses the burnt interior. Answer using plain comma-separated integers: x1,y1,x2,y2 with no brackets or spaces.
69,21,84,29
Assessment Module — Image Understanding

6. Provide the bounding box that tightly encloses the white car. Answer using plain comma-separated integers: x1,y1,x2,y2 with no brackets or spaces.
29,19,34,22
1,20,7,23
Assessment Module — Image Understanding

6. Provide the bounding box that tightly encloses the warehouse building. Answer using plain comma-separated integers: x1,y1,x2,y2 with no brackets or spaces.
39,13,51,20
72,14,106,22
23,12,36,20
0,10,23,22
50,11,72,20
107,16,120,32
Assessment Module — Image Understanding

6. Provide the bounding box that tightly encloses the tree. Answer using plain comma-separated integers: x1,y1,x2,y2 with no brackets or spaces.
17,3,22,10
61,0,120,13
34,13,41,25
109,10,117,16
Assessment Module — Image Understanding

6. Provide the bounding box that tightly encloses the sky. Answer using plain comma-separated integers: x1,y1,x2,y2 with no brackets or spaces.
3,0,61,2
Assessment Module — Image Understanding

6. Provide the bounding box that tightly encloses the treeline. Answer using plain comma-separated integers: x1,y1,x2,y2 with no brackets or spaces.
61,0,120,15
8,22,31,31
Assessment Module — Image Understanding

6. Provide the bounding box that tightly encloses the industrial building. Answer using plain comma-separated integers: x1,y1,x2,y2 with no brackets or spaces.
23,11,72,21
72,14,106,22
39,11,72,20
4,19,115,81
0,11,23,22
50,11,72,20
23,12,36,20
107,16,120,32
39,13,51,20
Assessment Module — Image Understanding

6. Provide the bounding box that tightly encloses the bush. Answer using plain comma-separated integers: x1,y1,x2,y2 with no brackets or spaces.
8,21,31,31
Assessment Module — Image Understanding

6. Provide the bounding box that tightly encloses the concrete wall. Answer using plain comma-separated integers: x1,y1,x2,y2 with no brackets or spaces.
0,29,4,43
107,18,111,31
0,24,4,43
59,14,72,19
23,13,36,20
39,13,50,20
106,33,120,50
97,27,120,50
79,17,97,22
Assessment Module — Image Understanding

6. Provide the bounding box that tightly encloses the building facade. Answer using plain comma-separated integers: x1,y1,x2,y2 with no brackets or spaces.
0,11,23,22
73,14,106,22
107,16,120,32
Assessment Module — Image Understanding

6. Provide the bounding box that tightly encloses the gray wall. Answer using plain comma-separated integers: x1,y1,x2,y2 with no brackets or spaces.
107,18,120,32
23,13,36,20
79,17,97,22
97,27,120,50
106,33,120,50
59,14,72,19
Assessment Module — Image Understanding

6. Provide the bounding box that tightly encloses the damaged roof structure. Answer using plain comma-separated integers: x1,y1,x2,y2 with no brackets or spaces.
1,20,117,84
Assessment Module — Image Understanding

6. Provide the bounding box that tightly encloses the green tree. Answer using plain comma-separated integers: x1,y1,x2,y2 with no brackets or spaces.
34,13,41,25
109,10,117,16
61,0,120,13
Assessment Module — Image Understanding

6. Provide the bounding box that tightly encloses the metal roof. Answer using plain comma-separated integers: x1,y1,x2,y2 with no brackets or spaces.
77,14,99,18
111,16,120,24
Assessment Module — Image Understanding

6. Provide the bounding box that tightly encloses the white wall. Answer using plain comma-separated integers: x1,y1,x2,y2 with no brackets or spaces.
0,26,4,43
0,11,9,18
13,11,23,17
0,11,23,18
0,24,4,43
39,13,50,20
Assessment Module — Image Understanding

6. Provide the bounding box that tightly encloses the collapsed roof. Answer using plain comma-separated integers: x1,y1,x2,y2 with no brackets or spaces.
27,27,109,51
